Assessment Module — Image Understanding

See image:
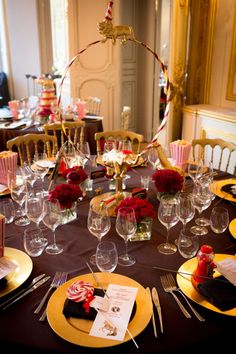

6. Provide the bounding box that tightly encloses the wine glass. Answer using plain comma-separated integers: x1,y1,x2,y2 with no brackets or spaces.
175,191,195,245
187,159,204,183
115,207,137,266
190,182,212,235
31,153,50,194
157,194,179,255
23,227,45,257
148,147,159,169
87,204,111,265
96,241,118,273
25,194,48,246
177,230,199,259
7,169,30,227
42,199,63,255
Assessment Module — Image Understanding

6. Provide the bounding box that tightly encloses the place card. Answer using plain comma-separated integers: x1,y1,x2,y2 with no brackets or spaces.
0,257,17,280
89,284,138,341
217,258,236,285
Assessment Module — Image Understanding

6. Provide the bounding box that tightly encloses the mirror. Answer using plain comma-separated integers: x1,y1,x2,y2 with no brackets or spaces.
226,12,236,100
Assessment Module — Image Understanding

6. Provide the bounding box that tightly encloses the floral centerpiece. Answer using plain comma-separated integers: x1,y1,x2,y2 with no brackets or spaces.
152,169,184,200
115,196,157,241
48,183,83,224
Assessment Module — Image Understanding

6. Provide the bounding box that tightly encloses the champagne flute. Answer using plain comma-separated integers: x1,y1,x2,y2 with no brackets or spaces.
96,241,118,273
87,204,111,265
42,199,63,255
157,194,179,255
116,207,137,266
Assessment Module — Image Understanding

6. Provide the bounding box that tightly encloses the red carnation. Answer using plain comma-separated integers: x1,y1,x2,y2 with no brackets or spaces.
48,183,82,209
152,169,183,194
115,196,156,223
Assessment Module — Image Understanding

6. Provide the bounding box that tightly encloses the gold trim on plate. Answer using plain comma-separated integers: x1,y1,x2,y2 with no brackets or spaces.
47,272,152,348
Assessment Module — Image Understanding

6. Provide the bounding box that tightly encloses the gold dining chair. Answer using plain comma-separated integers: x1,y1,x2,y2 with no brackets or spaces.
6,133,57,166
83,96,101,116
191,138,236,175
94,129,144,155
43,121,85,151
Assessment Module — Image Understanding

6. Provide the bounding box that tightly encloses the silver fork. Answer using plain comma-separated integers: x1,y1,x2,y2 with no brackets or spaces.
39,272,68,322
166,273,205,322
160,274,191,318
34,271,63,314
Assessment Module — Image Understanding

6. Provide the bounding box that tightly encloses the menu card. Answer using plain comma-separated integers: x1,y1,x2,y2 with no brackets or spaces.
89,284,138,341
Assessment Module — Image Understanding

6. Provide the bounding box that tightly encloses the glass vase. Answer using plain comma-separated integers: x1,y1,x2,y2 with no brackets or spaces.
61,201,77,225
130,218,152,241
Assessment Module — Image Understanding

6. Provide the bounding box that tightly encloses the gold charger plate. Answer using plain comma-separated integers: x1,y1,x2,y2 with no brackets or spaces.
47,272,152,348
0,247,33,298
210,178,236,203
229,218,236,239
177,254,236,316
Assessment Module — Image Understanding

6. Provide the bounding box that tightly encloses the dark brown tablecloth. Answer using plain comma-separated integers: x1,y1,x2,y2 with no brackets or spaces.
0,120,103,155
0,167,235,353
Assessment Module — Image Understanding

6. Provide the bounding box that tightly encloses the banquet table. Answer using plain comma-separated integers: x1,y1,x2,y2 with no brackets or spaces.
0,118,103,155
0,165,235,354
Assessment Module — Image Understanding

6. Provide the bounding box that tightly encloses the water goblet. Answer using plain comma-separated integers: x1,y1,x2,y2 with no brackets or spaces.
96,241,118,273
116,207,137,266
157,194,179,255
42,199,63,255
177,229,199,259
23,227,45,257
87,204,111,265
210,207,229,234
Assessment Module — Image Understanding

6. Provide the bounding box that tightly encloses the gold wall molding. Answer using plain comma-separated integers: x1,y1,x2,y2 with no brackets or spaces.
226,4,236,101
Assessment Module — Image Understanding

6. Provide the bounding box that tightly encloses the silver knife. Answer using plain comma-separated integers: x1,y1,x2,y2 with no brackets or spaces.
0,274,46,310
2,276,51,310
146,287,157,338
152,287,164,333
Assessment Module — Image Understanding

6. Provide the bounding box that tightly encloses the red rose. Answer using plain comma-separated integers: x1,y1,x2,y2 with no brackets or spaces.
62,166,88,184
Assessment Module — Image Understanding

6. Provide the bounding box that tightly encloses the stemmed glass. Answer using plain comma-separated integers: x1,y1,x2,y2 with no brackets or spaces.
148,147,159,169
175,191,195,245
187,159,204,183
87,204,111,265
42,199,63,255
25,194,48,246
190,182,212,235
157,194,179,255
115,207,137,266
96,241,118,273
31,153,50,194
8,169,30,227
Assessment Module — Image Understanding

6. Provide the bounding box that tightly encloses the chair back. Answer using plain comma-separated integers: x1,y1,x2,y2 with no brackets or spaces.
43,121,85,150
6,133,57,166
84,96,101,116
95,130,144,155
191,138,236,175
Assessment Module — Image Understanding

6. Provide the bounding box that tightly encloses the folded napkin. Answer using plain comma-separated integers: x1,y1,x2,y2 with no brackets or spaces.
63,288,104,320
197,276,236,311
221,184,236,199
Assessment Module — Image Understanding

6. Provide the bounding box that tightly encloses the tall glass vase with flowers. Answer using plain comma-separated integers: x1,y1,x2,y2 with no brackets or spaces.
152,168,184,200
115,197,157,241
48,183,82,224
